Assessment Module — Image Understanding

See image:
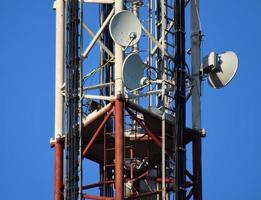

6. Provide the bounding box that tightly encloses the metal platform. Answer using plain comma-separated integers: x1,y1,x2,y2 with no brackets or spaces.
81,100,197,172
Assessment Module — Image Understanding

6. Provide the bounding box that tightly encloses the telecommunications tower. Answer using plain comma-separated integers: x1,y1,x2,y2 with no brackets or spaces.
51,0,238,199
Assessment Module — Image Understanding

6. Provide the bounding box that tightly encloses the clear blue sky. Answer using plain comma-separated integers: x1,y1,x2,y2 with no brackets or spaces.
0,0,260,199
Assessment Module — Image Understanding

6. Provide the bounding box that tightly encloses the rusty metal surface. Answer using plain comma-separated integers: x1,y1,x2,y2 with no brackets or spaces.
79,100,202,199
114,99,124,200
54,141,63,200
83,108,114,156
82,194,114,200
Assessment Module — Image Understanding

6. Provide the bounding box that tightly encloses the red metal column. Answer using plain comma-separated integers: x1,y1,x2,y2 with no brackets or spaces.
54,141,63,200
114,98,124,199
193,135,202,200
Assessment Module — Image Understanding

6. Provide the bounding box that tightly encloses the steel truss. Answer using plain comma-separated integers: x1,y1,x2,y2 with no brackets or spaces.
52,0,203,200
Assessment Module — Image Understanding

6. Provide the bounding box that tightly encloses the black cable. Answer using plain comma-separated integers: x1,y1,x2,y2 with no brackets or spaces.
146,66,158,81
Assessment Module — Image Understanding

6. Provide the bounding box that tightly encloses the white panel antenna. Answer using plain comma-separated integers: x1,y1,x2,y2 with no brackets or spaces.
122,53,145,90
109,11,142,47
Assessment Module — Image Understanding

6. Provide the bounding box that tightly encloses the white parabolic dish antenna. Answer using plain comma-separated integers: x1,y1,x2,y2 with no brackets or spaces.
208,51,238,89
109,11,142,47
122,53,145,90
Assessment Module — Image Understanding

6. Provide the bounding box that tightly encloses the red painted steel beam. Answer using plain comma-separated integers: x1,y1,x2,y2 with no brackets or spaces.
126,190,163,199
130,171,148,182
185,128,202,144
82,171,150,191
83,103,113,127
114,98,124,200
54,140,63,200
83,108,114,156
192,134,202,200
126,107,172,158
82,194,114,200
156,177,175,183
82,180,115,190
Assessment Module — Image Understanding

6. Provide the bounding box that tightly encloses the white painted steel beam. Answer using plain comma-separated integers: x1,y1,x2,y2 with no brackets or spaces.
145,21,174,63
82,8,115,59
83,23,114,58
83,94,115,101
141,24,170,58
191,0,202,130
54,0,65,139
83,0,114,3
114,1,124,95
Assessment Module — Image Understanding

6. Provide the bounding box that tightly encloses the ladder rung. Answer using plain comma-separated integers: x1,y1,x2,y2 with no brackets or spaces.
166,95,175,99
165,16,175,23
156,21,161,27
163,71,173,77
165,28,175,35
105,148,114,151
105,164,115,167
166,55,175,61
164,3,174,9
166,134,174,139
164,69,174,74
165,42,175,48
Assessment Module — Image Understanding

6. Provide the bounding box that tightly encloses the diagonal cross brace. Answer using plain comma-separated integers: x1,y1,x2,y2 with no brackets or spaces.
126,107,172,158
83,108,114,156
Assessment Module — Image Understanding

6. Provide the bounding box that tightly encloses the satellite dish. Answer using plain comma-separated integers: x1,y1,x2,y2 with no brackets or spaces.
206,51,238,89
109,11,142,47
122,53,145,90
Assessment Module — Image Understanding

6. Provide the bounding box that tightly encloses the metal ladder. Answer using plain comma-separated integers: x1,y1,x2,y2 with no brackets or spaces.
64,0,82,199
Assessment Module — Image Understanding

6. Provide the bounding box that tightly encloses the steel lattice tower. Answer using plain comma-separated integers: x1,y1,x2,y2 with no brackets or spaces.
51,0,204,199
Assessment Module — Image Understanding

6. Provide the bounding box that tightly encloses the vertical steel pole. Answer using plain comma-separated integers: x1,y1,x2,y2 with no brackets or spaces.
79,1,84,199
99,5,105,95
191,1,201,131
55,141,64,200
114,0,124,199
131,2,139,133
132,2,139,53
174,0,186,199
64,0,81,198
54,0,64,140
115,98,124,200
155,0,160,107
148,0,153,107
54,1,64,200
191,0,202,199
192,136,202,200
114,2,124,95
161,0,167,199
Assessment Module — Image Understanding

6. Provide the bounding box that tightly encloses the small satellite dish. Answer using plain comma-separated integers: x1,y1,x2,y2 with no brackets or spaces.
204,51,238,89
122,53,145,90
109,11,142,47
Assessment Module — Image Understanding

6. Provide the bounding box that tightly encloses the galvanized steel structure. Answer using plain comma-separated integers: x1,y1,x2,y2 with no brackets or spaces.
51,0,204,199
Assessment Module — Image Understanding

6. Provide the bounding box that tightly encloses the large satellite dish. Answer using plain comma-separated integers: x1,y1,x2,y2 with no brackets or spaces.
205,51,238,89
109,11,142,47
122,53,145,90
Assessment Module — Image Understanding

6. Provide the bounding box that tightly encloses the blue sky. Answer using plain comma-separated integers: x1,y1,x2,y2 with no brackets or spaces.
0,0,260,199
